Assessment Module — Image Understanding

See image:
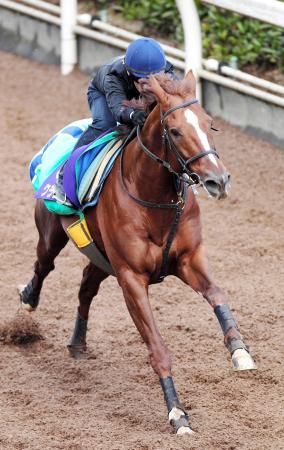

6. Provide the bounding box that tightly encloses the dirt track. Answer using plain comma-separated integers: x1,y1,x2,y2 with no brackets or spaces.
0,51,283,450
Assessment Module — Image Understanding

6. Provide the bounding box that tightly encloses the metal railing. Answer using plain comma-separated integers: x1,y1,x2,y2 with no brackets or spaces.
177,0,284,102
0,0,283,107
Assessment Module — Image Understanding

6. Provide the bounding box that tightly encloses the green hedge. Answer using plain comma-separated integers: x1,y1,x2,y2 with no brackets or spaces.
198,3,284,70
105,0,284,72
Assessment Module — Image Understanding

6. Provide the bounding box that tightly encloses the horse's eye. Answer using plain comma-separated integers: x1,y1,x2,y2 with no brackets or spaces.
170,128,181,137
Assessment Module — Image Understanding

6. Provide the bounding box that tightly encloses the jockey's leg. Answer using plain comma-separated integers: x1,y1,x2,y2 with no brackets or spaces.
67,263,108,359
117,269,194,435
18,201,68,311
72,125,101,151
176,243,256,371
73,90,116,151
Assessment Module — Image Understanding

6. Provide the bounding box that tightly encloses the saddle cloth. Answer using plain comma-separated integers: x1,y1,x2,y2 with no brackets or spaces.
29,119,124,215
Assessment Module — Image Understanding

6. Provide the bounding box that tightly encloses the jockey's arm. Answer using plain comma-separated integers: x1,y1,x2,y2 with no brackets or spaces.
104,74,136,125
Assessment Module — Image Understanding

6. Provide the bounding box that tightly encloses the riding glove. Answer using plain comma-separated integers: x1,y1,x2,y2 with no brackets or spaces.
130,110,147,126
120,108,147,127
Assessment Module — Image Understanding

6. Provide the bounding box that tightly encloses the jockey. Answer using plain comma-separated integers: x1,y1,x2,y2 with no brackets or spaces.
74,37,176,149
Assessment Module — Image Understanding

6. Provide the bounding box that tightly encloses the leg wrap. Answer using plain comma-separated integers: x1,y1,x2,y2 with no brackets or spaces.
160,377,189,432
68,310,87,348
160,376,180,412
214,304,238,335
227,339,249,354
214,304,248,354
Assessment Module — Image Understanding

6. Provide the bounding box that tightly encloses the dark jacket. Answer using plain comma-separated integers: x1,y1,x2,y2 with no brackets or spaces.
88,56,175,124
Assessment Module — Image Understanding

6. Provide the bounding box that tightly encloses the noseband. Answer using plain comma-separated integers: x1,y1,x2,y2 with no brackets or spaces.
137,98,219,186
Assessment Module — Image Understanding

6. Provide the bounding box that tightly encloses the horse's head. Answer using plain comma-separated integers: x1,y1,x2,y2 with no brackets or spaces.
138,72,230,199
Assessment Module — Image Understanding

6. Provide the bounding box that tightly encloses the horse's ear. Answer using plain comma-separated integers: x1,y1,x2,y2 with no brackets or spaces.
141,75,169,108
185,70,196,95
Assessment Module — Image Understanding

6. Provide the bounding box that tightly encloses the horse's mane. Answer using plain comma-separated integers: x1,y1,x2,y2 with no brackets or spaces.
123,98,146,110
124,73,194,111
154,73,194,98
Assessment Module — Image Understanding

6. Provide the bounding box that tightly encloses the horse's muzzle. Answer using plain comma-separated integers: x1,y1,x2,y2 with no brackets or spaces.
203,172,231,199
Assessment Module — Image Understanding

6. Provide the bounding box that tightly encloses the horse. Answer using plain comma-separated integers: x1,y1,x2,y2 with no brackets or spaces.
19,71,256,435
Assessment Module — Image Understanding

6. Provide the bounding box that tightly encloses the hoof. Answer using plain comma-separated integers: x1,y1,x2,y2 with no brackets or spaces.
177,426,195,436
67,344,88,360
20,303,35,313
232,348,257,371
17,282,39,312
17,285,36,312
169,407,194,436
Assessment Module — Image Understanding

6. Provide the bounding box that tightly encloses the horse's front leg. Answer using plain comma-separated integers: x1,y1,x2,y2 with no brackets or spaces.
176,244,256,371
117,269,194,435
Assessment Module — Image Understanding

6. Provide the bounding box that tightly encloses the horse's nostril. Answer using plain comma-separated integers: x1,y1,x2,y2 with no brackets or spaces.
204,180,220,197
204,174,230,199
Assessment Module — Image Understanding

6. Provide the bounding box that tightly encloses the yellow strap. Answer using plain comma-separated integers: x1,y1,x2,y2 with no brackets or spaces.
67,218,92,248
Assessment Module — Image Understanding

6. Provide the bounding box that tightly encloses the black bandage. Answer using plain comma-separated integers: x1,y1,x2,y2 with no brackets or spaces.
214,304,238,335
160,377,180,412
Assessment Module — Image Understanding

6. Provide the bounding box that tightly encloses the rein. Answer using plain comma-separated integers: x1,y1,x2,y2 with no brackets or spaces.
119,98,218,282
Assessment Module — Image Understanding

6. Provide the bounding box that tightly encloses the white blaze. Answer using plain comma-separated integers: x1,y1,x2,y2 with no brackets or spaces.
184,109,218,167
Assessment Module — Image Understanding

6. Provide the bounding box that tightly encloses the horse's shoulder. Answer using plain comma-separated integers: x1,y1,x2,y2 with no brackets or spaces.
182,190,200,219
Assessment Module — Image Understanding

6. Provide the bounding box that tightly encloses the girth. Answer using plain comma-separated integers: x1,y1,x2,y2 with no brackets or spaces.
66,217,114,274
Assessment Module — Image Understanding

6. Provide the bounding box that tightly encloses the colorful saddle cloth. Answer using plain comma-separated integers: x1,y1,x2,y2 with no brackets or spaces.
29,119,124,216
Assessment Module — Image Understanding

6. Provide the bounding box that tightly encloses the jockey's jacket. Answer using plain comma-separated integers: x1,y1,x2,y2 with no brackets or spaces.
88,56,176,125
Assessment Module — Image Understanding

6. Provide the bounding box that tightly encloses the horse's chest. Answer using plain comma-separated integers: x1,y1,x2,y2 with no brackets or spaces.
147,222,178,261
148,226,170,248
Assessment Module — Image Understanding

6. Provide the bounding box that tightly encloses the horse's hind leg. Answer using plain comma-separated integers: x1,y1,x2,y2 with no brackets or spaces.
19,201,68,311
68,263,108,359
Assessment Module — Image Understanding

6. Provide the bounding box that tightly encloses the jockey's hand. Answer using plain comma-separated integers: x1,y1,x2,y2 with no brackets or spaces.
130,110,147,126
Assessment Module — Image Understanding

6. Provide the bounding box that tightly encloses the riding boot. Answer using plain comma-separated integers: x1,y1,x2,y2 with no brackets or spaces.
73,126,102,151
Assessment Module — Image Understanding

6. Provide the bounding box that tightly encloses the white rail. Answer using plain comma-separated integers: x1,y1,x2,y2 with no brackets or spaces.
176,0,202,100
74,24,186,71
78,15,185,61
201,0,284,28
0,0,283,108
178,0,284,105
20,0,60,14
200,69,284,108
0,0,60,24
204,59,284,97
61,0,77,75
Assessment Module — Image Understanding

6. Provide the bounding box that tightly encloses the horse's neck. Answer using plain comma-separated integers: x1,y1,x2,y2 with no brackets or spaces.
123,107,177,203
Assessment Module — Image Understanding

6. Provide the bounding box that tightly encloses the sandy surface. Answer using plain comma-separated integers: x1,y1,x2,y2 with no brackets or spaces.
0,51,283,450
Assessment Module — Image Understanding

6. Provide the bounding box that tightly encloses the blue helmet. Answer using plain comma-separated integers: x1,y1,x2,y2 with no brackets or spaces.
125,38,166,78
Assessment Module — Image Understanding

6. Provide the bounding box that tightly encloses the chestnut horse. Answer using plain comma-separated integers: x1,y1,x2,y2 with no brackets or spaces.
20,71,256,435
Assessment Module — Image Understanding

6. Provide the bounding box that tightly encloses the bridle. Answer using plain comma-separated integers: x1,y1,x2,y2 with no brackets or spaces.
119,98,219,282
136,98,219,186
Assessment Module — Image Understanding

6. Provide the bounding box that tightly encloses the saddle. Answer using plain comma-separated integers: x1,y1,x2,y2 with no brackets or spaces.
30,119,124,216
